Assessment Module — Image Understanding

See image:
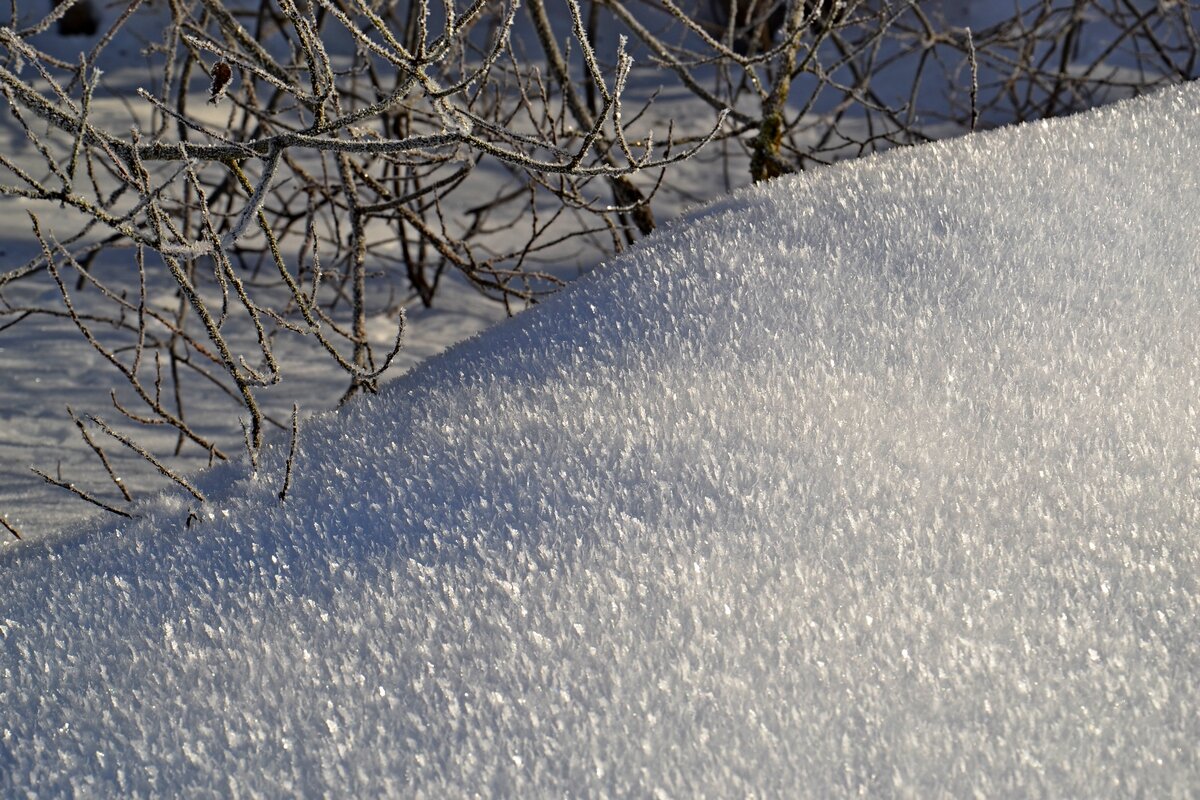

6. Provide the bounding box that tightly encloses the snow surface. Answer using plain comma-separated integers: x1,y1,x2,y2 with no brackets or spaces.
3,82,1200,795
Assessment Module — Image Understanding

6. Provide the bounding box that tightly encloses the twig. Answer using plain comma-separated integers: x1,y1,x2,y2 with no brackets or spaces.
67,406,133,502
278,403,299,503
242,419,259,473
966,27,979,132
89,415,206,503
32,468,132,518
0,513,22,540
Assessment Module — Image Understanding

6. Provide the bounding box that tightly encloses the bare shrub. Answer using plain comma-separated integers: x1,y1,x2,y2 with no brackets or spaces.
0,0,720,519
605,0,1199,185
0,0,1197,524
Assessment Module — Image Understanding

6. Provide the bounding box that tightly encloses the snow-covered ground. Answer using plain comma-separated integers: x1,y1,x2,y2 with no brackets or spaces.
2,81,1198,794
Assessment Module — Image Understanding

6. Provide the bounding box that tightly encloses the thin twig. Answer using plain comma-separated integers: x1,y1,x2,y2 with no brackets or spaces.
67,406,133,502
278,403,299,503
966,27,979,132
0,513,23,540
242,419,259,473
32,468,133,518
89,415,206,503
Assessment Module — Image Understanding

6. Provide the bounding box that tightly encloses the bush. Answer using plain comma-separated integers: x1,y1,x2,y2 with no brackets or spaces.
0,0,1196,523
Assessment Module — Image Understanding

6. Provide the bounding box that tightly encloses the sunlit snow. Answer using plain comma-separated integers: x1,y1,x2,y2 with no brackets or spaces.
2,83,1199,795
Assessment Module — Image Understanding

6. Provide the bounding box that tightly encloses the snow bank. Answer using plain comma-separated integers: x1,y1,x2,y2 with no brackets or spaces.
3,83,1200,796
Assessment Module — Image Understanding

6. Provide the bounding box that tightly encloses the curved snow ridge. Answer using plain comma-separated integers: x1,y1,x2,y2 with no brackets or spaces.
3,83,1200,795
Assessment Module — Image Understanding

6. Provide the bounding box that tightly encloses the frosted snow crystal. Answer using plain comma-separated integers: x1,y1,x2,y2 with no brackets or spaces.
3,84,1200,795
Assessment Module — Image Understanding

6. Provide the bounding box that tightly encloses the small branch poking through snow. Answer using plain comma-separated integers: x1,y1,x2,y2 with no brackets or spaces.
0,513,23,540
242,420,259,475
967,27,979,132
278,404,300,504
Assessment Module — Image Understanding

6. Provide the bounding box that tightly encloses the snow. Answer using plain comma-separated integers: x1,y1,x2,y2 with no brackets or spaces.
3,82,1200,794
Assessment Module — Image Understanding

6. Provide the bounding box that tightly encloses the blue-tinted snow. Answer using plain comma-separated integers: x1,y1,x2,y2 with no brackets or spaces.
3,83,1200,796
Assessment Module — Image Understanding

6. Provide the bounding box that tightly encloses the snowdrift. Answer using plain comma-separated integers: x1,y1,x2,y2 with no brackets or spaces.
3,83,1199,795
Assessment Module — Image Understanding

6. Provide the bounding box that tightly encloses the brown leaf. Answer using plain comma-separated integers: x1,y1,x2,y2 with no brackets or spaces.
209,61,233,104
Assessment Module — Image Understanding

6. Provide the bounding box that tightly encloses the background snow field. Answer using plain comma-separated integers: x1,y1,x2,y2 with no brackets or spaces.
3,83,1200,795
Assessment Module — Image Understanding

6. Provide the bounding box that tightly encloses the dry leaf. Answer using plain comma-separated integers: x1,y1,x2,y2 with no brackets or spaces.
208,61,233,104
